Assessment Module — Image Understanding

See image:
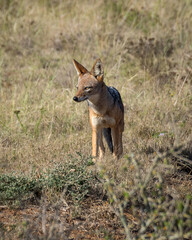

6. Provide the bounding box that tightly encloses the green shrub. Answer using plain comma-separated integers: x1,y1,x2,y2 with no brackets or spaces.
0,155,97,205
0,174,41,203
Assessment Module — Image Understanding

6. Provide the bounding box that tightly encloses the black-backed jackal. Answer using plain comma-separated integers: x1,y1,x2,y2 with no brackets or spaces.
73,59,124,161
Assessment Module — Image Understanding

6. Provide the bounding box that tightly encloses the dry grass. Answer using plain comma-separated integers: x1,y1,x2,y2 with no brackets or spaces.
0,0,192,239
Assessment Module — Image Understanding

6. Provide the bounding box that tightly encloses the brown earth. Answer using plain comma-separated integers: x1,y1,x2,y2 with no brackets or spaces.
0,198,138,240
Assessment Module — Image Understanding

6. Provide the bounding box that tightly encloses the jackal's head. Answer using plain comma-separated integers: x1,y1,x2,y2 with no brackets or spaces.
73,59,104,102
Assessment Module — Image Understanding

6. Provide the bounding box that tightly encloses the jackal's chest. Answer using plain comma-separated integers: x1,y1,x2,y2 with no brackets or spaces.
90,115,116,128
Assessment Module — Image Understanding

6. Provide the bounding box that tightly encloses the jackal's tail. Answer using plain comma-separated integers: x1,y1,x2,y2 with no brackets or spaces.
103,128,113,153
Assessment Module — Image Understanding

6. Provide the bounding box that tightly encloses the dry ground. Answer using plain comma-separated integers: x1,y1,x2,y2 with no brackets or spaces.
0,0,192,239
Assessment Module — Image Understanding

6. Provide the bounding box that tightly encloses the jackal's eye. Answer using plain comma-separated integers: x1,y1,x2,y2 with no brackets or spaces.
84,86,92,90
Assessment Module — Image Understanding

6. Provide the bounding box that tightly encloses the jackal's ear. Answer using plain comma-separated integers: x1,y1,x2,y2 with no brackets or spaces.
91,59,104,81
73,59,88,75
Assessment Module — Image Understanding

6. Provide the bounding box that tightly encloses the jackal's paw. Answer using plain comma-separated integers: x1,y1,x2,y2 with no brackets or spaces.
99,153,104,160
92,157,97,164
113,153,120,160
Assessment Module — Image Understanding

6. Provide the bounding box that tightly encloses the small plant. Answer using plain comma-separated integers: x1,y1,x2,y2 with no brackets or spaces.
0,154,98,206
14,110,28,134
42,154,97,202
0,174,41,205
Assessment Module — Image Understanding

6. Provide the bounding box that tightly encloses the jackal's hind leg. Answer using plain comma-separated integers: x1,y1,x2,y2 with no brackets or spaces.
118,131,123,156
112,127,122,159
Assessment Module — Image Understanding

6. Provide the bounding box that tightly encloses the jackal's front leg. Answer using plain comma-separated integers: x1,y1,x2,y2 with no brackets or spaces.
92,128,98,162
92,128,105,162
98,130,105,160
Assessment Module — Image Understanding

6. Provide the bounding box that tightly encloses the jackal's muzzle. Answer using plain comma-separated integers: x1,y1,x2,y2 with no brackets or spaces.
73,96,88,102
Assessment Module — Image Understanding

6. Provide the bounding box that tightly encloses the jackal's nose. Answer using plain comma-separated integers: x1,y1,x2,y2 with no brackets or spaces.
73,96,78,102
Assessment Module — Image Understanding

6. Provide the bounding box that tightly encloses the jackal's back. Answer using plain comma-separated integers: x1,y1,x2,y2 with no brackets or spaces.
107,86,124,113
